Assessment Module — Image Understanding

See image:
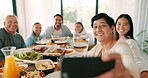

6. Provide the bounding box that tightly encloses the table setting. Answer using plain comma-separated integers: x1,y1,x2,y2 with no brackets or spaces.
0,37,89,78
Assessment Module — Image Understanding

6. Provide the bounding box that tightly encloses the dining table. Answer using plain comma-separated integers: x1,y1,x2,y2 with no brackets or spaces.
0,37,89,78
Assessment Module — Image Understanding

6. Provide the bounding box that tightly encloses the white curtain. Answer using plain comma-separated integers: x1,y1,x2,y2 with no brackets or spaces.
16,0,61,39
99,0,148,48
136,0,148,48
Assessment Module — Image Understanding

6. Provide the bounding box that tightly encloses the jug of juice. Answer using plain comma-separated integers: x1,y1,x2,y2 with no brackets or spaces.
1,46,20,78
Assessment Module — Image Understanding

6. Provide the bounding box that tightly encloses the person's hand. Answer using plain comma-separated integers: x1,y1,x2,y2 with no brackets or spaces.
94,53,133,78
140,71,148,78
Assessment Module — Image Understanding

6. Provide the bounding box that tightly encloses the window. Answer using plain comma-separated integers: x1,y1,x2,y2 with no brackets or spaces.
63,0,96,34
0,0,13,28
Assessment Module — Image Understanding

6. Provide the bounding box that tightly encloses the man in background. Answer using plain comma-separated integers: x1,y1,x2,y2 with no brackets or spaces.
42,14,73,38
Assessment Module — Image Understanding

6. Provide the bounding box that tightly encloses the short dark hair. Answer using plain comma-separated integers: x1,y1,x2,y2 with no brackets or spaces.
33,22,41,25
115,14,134,39
54,14,63,20
91,13,114,28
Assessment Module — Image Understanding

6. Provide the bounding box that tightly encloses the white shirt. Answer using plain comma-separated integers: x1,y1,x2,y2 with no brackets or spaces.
119,38,148,73
84,41,140,78
53,29,62,37
74,29,89,39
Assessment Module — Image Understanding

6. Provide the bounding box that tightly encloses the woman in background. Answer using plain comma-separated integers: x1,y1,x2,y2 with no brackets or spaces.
115,14,148,78
25,22,43,47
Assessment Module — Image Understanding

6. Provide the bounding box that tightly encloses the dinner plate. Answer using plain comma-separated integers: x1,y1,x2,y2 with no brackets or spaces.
15,57,38,64
15,48,32,53
73,42,88,48
45,71,60,78
18,63,28,70
54,40,67,44
36,40,51,45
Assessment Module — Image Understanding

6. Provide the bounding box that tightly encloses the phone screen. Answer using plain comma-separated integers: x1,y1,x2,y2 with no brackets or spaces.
61,57,115,78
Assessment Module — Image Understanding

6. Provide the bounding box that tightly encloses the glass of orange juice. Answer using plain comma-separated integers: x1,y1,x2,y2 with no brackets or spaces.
66,46,74,54
46,42,52,45
1,46,20,78
75,37,83,42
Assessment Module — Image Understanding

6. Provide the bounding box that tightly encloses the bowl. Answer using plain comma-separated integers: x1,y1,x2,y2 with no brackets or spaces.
18,63,28,70
66,48,74,54
35,59,55,75
42,53,61,61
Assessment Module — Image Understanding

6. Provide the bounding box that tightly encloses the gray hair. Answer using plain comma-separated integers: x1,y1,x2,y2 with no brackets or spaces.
5,15,18,22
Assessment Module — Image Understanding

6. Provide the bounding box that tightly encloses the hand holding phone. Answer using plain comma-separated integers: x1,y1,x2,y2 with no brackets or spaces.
61,57,115,78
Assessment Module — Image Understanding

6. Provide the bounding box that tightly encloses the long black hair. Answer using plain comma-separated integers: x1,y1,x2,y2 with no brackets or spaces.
115,14,134,39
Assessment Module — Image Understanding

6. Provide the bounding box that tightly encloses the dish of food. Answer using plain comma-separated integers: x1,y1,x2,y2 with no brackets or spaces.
35,59,55,75
54,40,67,44
33,47,48,52
66,48,74,54
35,59,55,70
31,45,51,53
14,50,42,63
18,64,28,70
45,48,65,54
20,70,44,78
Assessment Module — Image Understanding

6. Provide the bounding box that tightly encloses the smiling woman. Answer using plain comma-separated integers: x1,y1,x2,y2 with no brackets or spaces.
84,13,139,78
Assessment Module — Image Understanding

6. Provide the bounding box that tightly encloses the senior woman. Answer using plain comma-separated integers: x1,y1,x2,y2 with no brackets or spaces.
25,22,43,47
84,13,139,78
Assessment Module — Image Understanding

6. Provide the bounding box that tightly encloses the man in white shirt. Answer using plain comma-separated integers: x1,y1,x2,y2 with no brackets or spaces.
42,14,73,38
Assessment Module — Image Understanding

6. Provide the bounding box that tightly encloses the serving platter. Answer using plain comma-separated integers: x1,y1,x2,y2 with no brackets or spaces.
14,50,42,64
31,45,52,53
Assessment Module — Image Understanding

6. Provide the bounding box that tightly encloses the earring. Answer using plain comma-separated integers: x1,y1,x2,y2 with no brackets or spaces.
112,31,114,34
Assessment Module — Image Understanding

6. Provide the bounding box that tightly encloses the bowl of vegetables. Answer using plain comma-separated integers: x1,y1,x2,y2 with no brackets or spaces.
14,50,42,63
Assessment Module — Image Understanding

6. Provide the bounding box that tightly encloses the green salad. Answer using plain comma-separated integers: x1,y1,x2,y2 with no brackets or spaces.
14,50,42,60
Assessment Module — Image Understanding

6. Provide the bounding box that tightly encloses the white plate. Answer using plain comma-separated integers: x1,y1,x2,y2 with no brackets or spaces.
73,42,88,48
36,40,51,45
15,57,38,64
54,40,67,44
15,48,32,53
18,64,28,69
45,71,60,78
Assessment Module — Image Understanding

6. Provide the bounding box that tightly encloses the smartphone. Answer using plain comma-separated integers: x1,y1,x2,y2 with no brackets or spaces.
61,57,115,78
